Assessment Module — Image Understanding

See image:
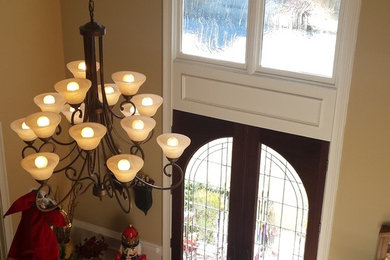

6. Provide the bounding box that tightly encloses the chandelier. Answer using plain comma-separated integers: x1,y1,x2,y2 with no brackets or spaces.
10,0,190,213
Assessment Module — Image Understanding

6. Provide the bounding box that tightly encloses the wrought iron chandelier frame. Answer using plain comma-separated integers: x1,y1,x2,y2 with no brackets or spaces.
17,0,185,213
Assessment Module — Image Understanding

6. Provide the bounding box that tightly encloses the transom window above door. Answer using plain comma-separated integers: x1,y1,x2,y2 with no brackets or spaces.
180,0,341,78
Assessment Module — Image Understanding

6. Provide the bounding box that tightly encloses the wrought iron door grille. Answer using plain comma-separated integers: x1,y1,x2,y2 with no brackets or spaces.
254,145,308,260
183,138,232,260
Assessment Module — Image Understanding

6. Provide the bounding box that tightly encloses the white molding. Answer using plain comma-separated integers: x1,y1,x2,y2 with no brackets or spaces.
162,0,173,259
72,219,163,259
0,122,13,253
316,1,362,259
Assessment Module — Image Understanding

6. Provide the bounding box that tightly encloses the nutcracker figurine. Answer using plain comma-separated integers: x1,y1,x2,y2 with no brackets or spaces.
115,225,146,260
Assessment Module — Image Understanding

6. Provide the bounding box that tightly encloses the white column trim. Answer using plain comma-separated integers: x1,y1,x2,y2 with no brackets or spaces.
316,0,362,259
0,122,13,253
162,0,173,259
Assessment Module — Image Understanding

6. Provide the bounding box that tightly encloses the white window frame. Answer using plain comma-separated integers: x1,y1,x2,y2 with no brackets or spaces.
163,0,362,259
175,0,341,84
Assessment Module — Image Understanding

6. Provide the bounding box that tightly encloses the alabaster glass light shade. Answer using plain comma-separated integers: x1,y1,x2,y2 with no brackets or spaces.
157,133,191,159
106,154,144,183
120,103,139,117
66,60,100,78
61,103,85,124
112,71,146,96
25,112,61,139
120,115,156,142
69,122,107,150
21,152,59,181
97,83,121,106
131,94,163,117
10,118,37,142
54,78,92,105
33,92,66,113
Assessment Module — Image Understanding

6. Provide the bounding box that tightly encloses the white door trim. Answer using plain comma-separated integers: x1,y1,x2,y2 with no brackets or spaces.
316,1,362,259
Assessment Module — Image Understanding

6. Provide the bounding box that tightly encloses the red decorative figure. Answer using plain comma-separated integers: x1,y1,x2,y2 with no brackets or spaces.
116,225,146,260
4,191,67,260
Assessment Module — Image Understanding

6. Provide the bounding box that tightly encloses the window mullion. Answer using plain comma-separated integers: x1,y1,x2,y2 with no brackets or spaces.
246,0,263,74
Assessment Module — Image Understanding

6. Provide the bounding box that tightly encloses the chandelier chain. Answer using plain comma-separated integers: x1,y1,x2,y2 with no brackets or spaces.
89,0,95,22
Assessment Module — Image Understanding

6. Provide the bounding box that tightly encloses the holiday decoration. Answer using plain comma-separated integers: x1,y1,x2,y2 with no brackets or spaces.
134,173,154,215
115,225,146,260
3,190,67,259
75,236,108,260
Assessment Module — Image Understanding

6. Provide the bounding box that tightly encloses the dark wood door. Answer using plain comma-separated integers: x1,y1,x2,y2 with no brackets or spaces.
171,110,329,260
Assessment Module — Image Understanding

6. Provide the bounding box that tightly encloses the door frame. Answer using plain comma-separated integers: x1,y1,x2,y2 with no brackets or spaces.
162,1,362,259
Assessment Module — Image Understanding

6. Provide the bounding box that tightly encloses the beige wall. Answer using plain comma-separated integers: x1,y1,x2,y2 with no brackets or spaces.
2,0,389,258
60,0,163,245
328,0,390,259
0,1,65,230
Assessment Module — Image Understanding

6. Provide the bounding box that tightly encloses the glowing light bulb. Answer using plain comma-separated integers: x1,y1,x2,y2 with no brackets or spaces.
105,86,115,94
43,95,55,105
34,156,48,169
81,127,94,138
66,82,80,91
21,122,30,130
123,74,135,83
132,120,144,130
167,137,179,147
78,61,86,71
141,97,153,106
117,159,131,171
37,116,50,127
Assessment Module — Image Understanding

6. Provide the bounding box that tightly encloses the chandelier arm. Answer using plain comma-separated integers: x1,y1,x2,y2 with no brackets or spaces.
35,160,87,212
77,181,95,195
111,125,133,146
64,165,96,184
143,129,155,144
106,105,125,119
112,182,132,213
130,143,145,160
87,150,96,177
51,136,76,146
103,122,120,155
59,143,78,162
134,161,184,191
38,141,56,153
97,36,125,120
71,107,83,126
56,125,62,136
22,143,38,158
53,149,84,174
103,173,114,198
119,99,136,115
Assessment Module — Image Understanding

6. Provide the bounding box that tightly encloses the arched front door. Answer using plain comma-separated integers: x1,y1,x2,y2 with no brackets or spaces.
172,110,329,260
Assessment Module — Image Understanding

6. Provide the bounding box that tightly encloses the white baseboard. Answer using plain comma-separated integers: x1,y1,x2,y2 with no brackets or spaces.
72,219,162,260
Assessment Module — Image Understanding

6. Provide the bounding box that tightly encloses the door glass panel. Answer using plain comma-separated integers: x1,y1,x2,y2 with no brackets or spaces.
184,137,232,259
254,145,308,260
181,0,248,63
260,0,341,77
